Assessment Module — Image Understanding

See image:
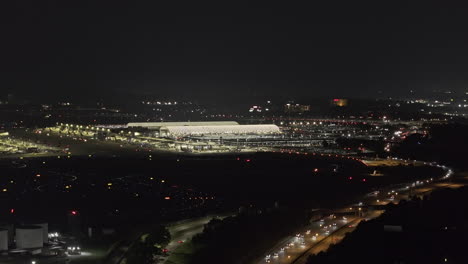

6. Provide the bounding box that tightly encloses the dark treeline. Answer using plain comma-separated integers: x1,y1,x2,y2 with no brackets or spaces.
125,225,171,264
189,208,310,264
307,183,468,264
396,123,468,168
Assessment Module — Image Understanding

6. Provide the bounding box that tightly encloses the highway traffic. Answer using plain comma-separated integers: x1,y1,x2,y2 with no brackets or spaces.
258,160,455,264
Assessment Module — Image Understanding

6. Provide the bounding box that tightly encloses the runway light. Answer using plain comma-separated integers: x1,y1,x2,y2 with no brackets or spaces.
164,196,171,200
70,210,78,215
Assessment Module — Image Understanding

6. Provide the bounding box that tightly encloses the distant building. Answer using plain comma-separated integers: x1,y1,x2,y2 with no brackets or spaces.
284,103,310,113
331,99,348,107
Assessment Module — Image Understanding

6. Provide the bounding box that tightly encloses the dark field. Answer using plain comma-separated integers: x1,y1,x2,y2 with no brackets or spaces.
0,153,443,231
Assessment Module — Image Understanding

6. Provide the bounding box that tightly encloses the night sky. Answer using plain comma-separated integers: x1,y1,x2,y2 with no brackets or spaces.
2,2,468,102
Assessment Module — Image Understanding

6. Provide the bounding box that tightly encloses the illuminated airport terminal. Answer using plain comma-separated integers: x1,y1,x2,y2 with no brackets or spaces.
127,121,281,137
48,121,281,153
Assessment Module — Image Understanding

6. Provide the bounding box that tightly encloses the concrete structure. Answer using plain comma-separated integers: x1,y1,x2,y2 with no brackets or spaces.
16,226,43,249
0,224,13,245
0,229,7,251
31,223,48,244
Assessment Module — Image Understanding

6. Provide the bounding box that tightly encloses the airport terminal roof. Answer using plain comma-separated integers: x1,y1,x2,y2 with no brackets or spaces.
127,121,239,128
166,124,280,135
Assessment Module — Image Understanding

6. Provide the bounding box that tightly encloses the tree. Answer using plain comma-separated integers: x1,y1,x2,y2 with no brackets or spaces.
126,225,171,264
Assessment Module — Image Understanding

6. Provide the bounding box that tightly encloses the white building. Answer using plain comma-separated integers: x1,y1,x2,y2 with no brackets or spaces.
127,121,280,136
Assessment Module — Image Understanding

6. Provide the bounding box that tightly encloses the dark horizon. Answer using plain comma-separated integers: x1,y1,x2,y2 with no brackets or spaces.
3,2,468,102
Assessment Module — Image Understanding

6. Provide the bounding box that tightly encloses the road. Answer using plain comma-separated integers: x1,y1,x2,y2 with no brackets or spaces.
259,215,358,264
166,215,221,252
292,210,383,264
161,214,231,264
259,162,459,264
101,215,226,264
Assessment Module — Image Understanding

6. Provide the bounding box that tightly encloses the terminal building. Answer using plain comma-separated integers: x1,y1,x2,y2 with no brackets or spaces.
127,121,281,137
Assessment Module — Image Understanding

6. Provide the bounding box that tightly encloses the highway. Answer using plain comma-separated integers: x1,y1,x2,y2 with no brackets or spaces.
162,214,231,264
258,162,458,264
103,215,227,264
291,210,383,264
166,215,219,252
259,215,359,264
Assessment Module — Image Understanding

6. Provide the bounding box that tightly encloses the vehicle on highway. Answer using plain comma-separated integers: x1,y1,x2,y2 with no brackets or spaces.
67,246,81,255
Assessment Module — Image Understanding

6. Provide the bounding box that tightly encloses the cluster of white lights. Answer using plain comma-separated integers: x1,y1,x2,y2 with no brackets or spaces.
249,105,263,112
48,232,59,238
142,101,178,105
67,246,81,250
